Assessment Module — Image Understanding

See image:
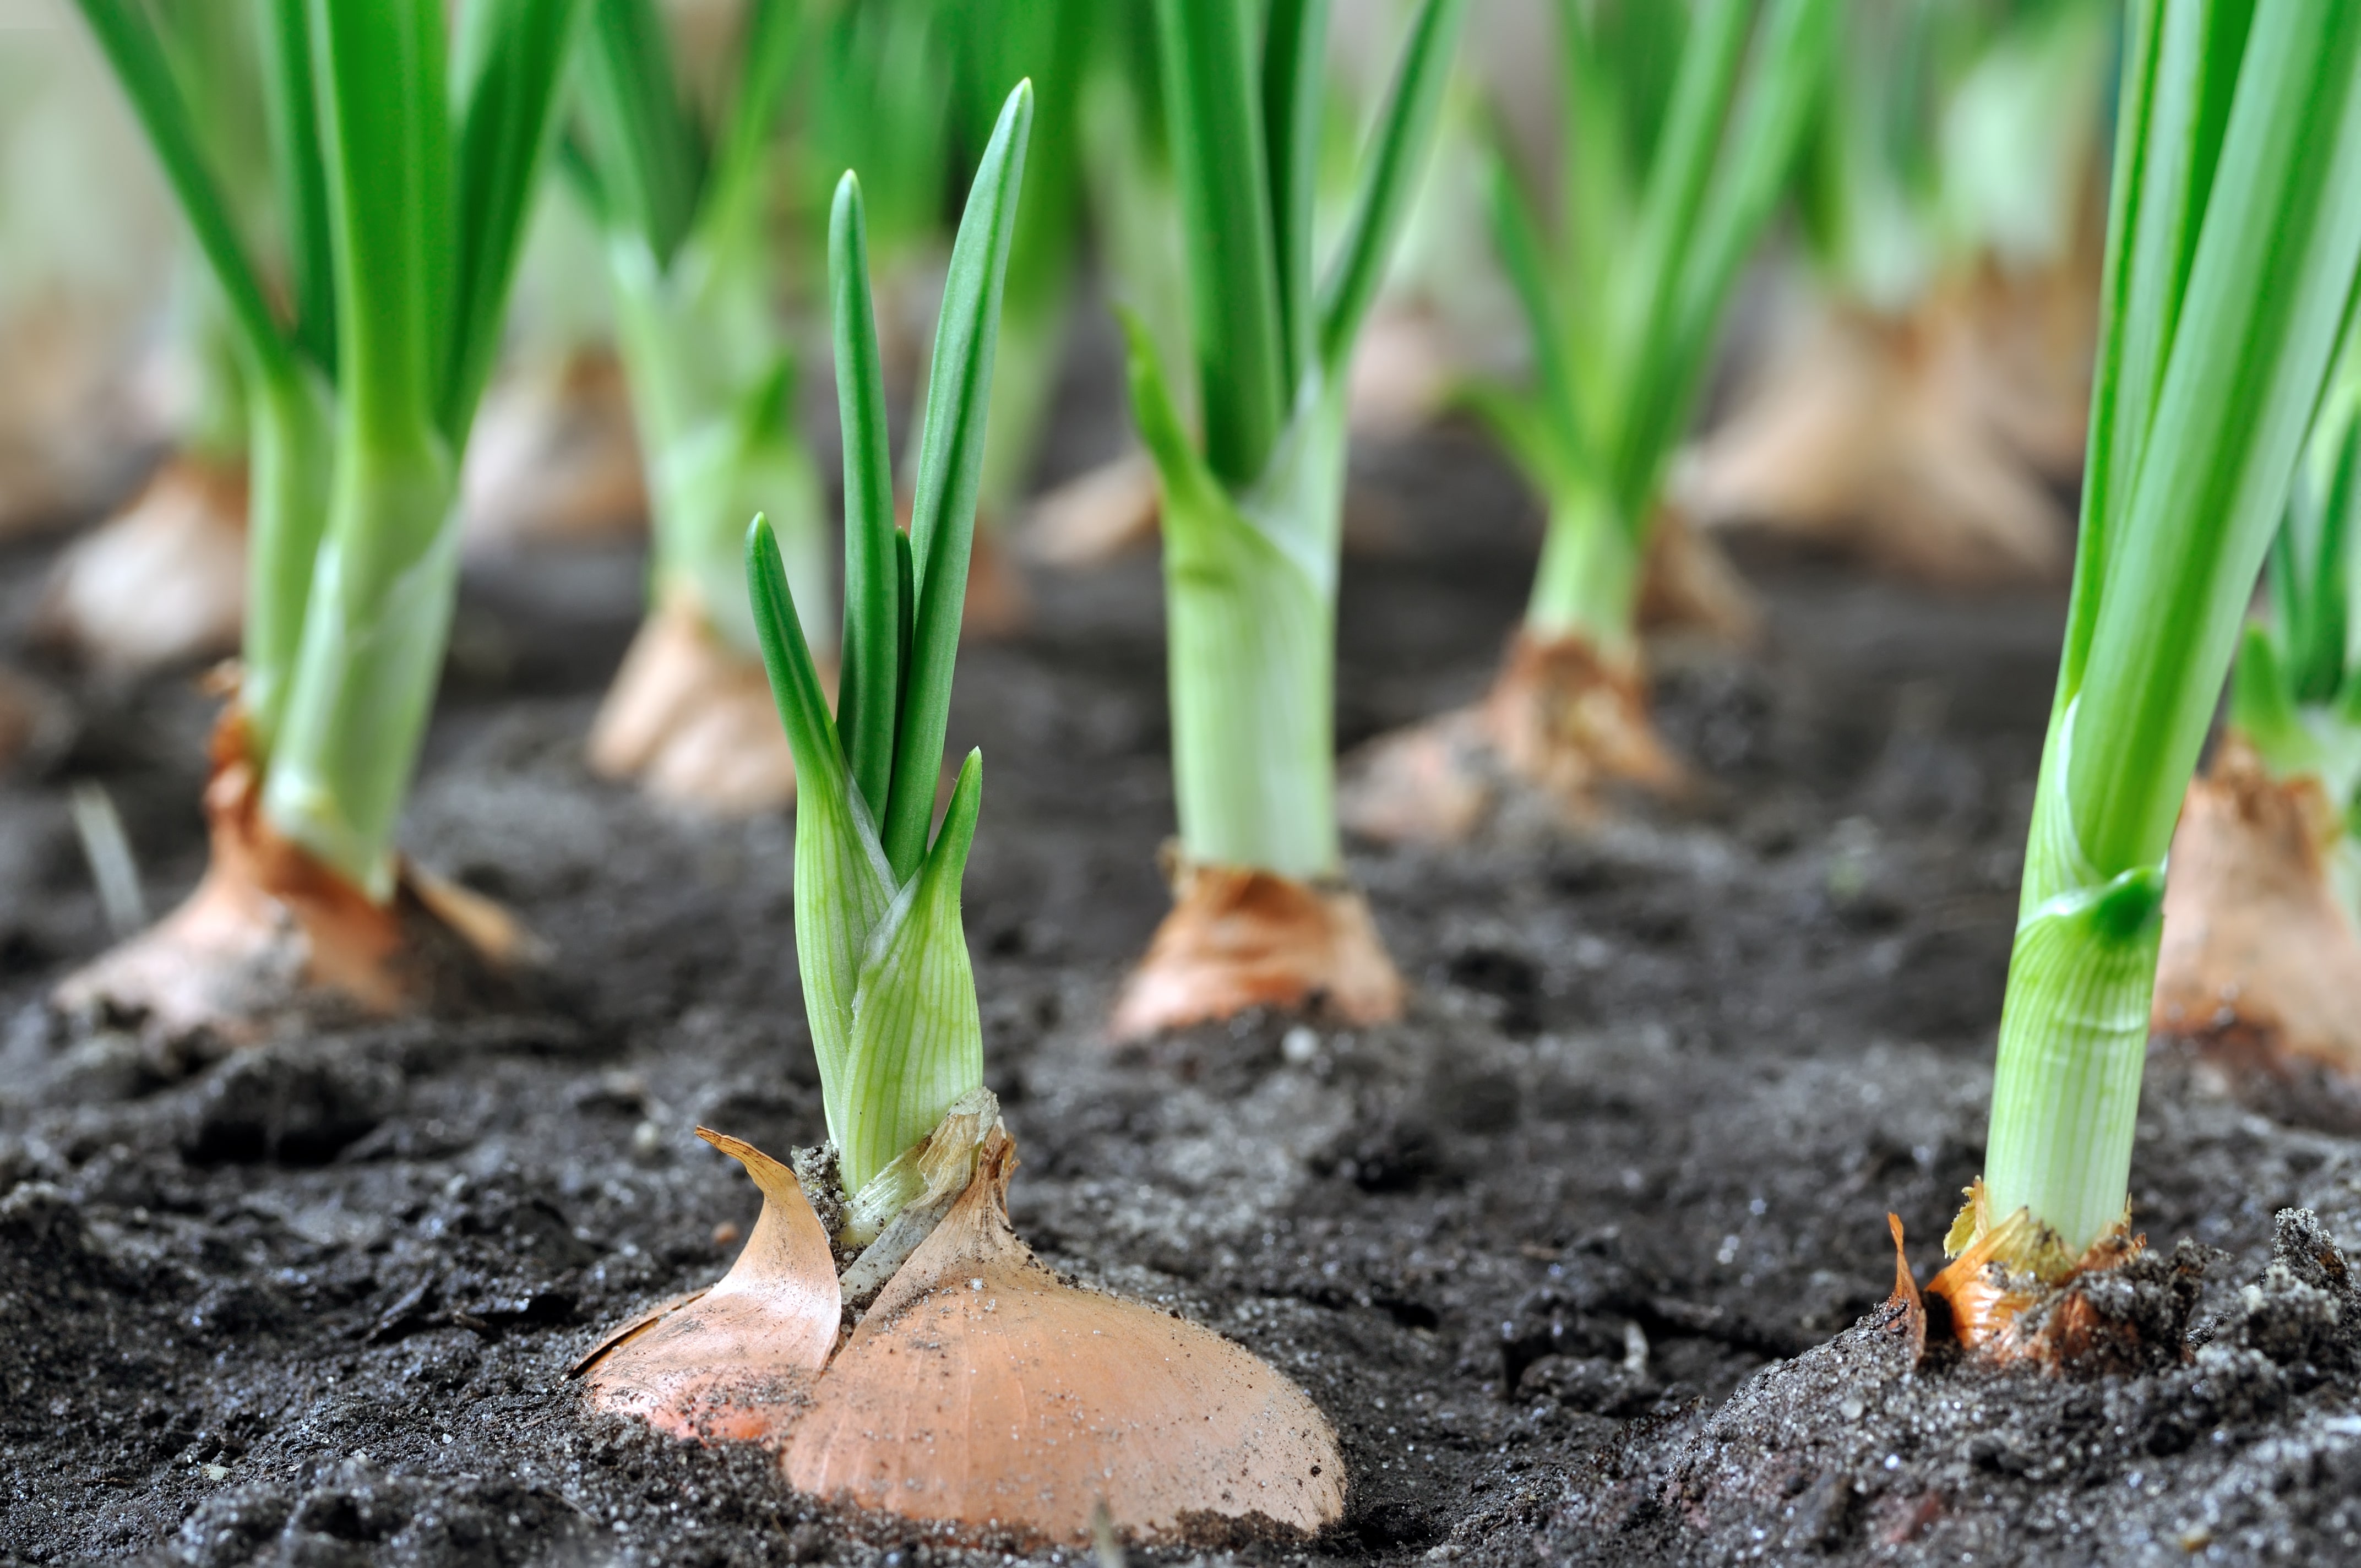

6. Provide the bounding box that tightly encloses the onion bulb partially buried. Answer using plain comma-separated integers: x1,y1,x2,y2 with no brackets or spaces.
577,1113,1346,1546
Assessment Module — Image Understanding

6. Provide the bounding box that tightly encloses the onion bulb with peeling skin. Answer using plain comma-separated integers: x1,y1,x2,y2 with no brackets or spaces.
1109,859,1404,1041
577,1115,1347,1546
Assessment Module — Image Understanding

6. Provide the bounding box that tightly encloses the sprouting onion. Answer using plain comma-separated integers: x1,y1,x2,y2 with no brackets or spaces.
1479,0,1832,674
744,83,1030,1206
1103,0,1463,1037
77,0,580,900
568,0,828,667
1335,0,1831,848
1945,0,2361,1301
1133,0,1461,876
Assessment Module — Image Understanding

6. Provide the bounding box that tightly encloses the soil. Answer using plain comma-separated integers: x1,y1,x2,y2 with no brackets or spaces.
7,332,2361,1566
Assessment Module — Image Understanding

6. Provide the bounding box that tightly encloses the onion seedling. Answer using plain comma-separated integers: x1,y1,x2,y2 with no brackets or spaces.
1340,0,1836,847
1105,0,1464,1039
580,86,1345,1542
1917,0,2361,1360
570,0,829,814
1682,0,2116,586
58,0,583,1038
2150,346,2361,1079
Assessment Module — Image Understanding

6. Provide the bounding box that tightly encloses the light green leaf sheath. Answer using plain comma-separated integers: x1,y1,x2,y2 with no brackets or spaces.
1983,704,2166,1255
837,754,986,1193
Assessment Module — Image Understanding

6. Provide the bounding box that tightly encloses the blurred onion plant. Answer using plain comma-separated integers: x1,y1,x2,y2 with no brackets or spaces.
64,0,581,1027
1107,0,1464,1038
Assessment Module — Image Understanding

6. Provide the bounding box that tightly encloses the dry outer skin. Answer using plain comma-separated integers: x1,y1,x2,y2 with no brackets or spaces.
35,455,248,674
1111,861,1406,1041
581,1131,839,1443
6,398,2361,1565
1341,629,1687,846
2152,738,2361,1079
50,710,537,1047
587,596,807,816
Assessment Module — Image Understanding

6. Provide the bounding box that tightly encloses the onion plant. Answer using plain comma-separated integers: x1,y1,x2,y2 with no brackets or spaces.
1338,0,1832,847
588,95,1350,1539
74,0,581,906
1128,0,1460,872
1478,0,1832,681
569,0,825,678
746,85,1027,1210
1944,0,2361,1306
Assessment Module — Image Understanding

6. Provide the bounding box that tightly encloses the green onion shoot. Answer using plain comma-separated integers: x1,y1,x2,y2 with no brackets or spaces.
746,82,1028,1213
57,0,581,1036
1922,0,2361,1358
1340,0,1837,846
1108,0,1465,1039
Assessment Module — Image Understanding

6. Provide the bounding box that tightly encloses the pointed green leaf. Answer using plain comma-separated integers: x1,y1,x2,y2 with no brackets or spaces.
837,751,985,1192
442,0,586,443
831,173,901,824
1314,0,1467,379
882,81,1034,884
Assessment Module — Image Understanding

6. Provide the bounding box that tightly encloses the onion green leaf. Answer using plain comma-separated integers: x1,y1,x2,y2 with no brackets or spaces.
746,82,1034,1199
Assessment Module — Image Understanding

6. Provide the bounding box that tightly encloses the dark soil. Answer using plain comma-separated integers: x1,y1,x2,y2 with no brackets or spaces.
7,368,2361,1566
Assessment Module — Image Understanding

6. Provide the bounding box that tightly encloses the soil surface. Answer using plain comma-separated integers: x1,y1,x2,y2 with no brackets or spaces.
7,346,2361,1566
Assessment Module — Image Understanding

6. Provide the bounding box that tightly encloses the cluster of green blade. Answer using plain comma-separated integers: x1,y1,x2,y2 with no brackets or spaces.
1478,0,1835,654
565,0,827,654
745,83,1033,1202
1124,0,1464,880
1796,0,2114,313
2227,347,2361,884
78,0,583,899
1982,0,2361,1256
